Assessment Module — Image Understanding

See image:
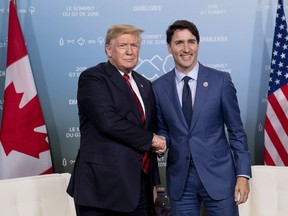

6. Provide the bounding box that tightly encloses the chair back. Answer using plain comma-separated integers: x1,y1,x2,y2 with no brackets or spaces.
239,165,288,216
0,173,76,216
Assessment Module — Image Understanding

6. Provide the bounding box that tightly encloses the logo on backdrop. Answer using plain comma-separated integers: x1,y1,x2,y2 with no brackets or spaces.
136,54,174,81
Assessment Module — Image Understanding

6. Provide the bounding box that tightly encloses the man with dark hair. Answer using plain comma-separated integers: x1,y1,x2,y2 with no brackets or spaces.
152,20,251,216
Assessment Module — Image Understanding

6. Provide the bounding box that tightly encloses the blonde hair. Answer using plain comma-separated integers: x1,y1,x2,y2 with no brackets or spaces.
105,24,144,46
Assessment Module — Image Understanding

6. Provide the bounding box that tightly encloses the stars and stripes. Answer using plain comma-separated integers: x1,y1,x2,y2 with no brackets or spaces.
264,0,288,166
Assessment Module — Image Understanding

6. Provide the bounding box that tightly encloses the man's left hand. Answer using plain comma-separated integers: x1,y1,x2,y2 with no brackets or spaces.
234,176,250,205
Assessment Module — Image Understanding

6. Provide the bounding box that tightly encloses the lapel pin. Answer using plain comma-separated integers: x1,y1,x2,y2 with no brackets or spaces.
203,82,208,87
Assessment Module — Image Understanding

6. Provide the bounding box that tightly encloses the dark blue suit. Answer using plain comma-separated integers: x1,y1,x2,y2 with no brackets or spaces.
152,63,251,205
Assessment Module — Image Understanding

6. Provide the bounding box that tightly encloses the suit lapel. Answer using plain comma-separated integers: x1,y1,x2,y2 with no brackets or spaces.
163,70,188,129
190,64,209,131
104,62,142,124
132,72,150,125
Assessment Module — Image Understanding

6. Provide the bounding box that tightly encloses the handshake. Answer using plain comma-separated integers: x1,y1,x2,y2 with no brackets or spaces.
151,134,167,155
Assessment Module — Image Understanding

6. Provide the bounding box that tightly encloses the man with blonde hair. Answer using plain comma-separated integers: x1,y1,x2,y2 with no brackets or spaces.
67,24,166,216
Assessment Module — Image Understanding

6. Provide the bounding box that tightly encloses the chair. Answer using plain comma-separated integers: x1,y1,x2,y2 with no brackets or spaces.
239,165,288,216
0,173,76,216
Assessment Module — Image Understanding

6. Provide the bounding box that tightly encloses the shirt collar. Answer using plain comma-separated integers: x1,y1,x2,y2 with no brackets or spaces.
175,62,199,83
119,70,132,78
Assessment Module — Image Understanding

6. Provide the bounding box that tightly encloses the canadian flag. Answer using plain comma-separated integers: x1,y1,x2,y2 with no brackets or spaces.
0,1,53,179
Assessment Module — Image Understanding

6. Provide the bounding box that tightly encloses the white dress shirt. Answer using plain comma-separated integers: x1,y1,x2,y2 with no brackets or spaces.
175,62,199,108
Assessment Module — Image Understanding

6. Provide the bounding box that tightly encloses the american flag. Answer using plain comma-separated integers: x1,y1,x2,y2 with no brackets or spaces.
264,0,288,166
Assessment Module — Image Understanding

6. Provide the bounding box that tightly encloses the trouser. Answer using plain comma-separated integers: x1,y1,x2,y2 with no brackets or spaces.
170,161,239,216
75,172,154,216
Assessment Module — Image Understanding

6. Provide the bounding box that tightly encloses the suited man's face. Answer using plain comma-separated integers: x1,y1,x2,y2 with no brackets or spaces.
105,33,140,73
168,29,199,74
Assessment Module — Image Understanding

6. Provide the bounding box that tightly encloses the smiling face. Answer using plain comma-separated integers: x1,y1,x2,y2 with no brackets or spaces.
168,29,199,74
105,33,140,74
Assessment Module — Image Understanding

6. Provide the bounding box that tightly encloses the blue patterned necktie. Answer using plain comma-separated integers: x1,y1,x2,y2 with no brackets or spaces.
182,76,192,127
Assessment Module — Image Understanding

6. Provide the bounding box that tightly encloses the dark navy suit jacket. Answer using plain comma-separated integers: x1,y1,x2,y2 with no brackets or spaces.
67,61,160,212
152,63,251,201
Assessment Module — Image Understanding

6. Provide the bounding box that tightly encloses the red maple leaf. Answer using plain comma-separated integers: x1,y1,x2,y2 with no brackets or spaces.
0,82,49,158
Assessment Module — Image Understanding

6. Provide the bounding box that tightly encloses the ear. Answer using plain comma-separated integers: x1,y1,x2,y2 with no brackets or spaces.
167,44,172,54
105,45,112,58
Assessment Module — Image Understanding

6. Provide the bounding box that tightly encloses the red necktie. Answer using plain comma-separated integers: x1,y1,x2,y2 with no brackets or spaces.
123,74,149,173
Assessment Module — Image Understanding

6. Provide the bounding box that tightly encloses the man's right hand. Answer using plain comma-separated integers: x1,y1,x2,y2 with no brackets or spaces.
151,134,167,154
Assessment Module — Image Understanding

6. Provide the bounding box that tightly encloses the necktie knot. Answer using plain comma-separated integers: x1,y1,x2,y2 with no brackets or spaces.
123,74,129,81
183,76,192,84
